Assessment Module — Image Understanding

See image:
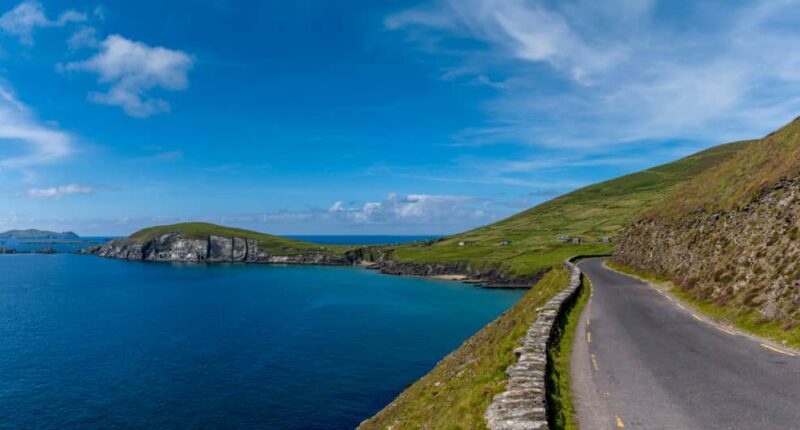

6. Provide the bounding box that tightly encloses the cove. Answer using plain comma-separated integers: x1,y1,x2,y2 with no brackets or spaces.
0,254,523,429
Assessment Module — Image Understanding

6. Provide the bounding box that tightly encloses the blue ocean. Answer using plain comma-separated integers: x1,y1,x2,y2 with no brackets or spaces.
0,251,523,428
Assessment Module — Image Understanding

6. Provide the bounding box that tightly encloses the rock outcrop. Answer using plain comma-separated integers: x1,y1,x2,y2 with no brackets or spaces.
85,232,354,265
615,177,800,323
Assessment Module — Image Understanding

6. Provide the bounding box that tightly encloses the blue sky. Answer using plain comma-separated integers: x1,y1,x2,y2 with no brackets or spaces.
1,0,800,235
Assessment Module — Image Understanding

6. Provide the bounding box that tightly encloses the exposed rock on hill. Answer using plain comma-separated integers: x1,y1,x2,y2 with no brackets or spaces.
86,232,354,265
616,118,800,325
617,178,800,322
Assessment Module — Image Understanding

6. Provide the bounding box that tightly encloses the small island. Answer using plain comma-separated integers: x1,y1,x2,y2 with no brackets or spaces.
0,229,80,240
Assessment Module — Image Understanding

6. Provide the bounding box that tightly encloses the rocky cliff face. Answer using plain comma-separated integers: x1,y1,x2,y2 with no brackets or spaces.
86,232,354,265
615,178,800,323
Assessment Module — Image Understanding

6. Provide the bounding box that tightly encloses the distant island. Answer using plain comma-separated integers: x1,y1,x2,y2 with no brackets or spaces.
0,229,80,240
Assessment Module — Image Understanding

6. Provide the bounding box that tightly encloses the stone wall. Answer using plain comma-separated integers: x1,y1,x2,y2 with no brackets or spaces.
616,177,800,323
484,259,583,430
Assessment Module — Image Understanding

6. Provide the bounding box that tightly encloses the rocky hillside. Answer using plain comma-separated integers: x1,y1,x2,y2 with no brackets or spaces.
85,222,353,265
616,118,800,326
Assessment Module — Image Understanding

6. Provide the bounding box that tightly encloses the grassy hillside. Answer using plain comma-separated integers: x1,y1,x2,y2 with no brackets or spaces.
390,140,750,279
128,222,349,255
650,117,800,219
359,268,571,430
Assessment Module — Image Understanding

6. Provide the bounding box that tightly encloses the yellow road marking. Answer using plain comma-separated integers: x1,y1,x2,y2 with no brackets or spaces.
616,416,625,428
760,343,796,357
676,303,686,310
591,354,599,370
587,318,591,326
587,332,592,343
715,326,736,336
692,314,703,322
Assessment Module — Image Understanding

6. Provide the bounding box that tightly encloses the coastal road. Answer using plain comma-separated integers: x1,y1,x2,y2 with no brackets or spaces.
572,258,800,430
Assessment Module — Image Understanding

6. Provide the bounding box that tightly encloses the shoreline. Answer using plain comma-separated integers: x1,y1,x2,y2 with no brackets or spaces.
2,250,536,290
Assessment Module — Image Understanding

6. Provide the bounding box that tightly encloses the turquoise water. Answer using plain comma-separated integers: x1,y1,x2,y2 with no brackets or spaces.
0,254,523,428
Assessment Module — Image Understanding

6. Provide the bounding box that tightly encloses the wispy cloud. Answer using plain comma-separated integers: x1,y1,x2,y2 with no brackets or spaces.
27,183,92,198
0,82,72,169
60,34,194,117
67,25,99,50
0,0,86,45
387,0,800,150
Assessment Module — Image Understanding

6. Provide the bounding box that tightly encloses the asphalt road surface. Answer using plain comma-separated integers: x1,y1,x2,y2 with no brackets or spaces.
572,258,800,430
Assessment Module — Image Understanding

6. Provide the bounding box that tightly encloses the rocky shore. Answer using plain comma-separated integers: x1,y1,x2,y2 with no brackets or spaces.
83,232,541,288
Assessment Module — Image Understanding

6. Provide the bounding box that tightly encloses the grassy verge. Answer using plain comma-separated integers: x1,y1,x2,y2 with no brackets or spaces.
358,267,571,430
547,274,589,430
606,260,800,350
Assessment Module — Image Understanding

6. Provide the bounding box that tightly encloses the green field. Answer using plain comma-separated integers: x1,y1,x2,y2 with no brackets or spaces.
388,140,750,280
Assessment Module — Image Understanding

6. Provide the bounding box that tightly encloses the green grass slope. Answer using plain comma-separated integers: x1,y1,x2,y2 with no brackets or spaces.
649,117,800,219
391,140,751,279
128,222,349,255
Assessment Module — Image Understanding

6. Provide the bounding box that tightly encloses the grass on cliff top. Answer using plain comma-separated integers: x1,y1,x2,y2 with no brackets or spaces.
390,140,749,280
648,117,800,220
128,222,349,255
606,260,800,351
359,268,570,430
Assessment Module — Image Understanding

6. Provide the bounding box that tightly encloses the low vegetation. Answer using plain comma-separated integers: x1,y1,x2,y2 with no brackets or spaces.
358,268,570,430
389,140,749,280
547,274,590,430
606,260,800,350
649,118,800,219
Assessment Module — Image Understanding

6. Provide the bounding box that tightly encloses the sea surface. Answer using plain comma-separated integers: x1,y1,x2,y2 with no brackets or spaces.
0,237,115,253
0,253,524,429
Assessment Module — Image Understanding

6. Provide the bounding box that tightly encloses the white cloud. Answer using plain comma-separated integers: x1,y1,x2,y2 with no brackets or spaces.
60,34,194,117
0,82,72,169
0,0,86,45
27,183,92,198
387,0,800,150
328,193,484,224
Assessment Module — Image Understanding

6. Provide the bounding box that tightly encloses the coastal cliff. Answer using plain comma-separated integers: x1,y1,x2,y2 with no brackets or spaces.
85,232,354,265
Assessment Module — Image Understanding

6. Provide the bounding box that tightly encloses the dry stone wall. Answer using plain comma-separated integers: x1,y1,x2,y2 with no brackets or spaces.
484,259,583,430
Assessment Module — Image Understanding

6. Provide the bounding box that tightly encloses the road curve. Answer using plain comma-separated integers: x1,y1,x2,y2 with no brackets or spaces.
572,258,800,430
